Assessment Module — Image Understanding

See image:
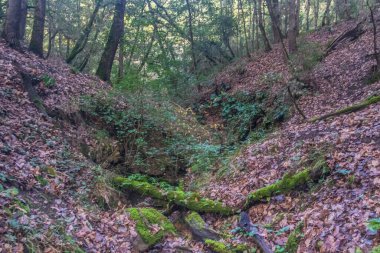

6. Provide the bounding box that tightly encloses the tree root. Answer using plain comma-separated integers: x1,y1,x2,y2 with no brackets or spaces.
310,95,380,122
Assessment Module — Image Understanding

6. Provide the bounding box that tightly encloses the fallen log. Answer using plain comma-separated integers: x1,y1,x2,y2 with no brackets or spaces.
310,95,380,122
184,212,220,241
113,177,236,215
244,158,328,209
326,19,366,55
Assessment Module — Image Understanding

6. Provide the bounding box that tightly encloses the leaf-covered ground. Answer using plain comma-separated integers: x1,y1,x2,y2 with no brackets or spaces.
198,21,380,252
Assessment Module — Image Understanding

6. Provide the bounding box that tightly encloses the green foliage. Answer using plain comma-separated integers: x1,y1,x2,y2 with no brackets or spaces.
41,74,56,88
205,239,250,253
261,72,284,86
371,245,380,253
284,222,304,253
367,218,380,232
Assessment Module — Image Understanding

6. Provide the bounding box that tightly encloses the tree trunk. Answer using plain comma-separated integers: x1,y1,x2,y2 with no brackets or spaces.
118,37,125,81
2,0,22,48
305,0,310,31
66,0,102,64
185,0,197,71
322,0,332,26
19,0,27,41
29,0,46,58
258,0,272,51
313,0,319,30
288,0,297,53
96,0,126,82
266,0,282,43
239,0,250,57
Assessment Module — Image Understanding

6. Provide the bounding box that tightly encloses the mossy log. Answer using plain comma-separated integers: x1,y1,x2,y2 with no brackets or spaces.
113,177,235,215
244,159,329,209
205,239,250,253
310,95,380,122
127,208,176,251
184,212,220,241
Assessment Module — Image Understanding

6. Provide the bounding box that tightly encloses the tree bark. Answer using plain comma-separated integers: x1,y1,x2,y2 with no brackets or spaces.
266,0,282,43
29,0,46,58
66,0,103,64
258,0,272,51
322,0,332,26
305,0,310,31
96,0,126,82
2,0,22,48
288,0,297,53
19,0,27,41
313,0,319,30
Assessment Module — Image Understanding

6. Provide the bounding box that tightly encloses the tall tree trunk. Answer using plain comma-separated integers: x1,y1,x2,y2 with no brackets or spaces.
239,0,250,57
96,0,126,82
322,0,332,26
185,0,197,71
258,0,272,51
288,0,297,53
29,0,46,58
66,0,102,64
313,0,319,30
2,0,22,48
305,0,310,31
266,0,282,43
19,0,27,41
254,0,260,50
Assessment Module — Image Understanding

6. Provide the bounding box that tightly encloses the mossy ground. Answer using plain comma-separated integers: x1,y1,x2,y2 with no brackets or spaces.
127,208,176,246
284,221,304,253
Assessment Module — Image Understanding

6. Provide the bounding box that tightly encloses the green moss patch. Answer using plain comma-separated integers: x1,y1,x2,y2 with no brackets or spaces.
128,208,176,246
311,95,380,122
114,177,235,215
205,239,250,253
284,221,304,253
244,158,329,209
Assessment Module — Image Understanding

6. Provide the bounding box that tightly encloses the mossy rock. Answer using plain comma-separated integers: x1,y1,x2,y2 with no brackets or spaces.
205,239,250,253
128,208,176,248
184,212,220,240
245,158,329,208
114,177,235,215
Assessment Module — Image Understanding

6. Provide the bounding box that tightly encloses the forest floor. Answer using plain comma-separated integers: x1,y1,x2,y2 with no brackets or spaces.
0,20,379,252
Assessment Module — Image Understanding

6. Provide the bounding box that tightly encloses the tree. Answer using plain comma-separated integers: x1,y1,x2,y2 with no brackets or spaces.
257,0,272,51
96,0,126,82
2,0,22,48
288,0,297,53
66,0,103,64
19,0,27,40
266,0,282,43
29,0,46,57
322,0,332,26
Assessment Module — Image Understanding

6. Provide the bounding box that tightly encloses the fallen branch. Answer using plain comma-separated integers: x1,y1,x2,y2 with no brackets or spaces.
113,177,236,215
326,19,366,55
310,95,380,122
238,212,273,253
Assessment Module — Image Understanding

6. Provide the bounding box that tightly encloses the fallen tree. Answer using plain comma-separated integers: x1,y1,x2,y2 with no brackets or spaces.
113,177,236,215
244,158,329,209
310,95,380,122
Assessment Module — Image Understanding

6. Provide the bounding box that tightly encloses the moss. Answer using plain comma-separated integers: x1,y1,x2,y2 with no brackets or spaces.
371,245,380,253
311,95,380,122
128,208,176,246
185,212,207,230
114,177,235,215
245,159,328,208
205,239,249,253
284,221,304,253
206,239,231,253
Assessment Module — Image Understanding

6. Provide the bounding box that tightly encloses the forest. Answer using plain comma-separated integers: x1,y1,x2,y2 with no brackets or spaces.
0,0,380,252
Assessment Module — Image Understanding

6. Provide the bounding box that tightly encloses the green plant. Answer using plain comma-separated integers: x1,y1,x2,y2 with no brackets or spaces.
41,74,56,88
